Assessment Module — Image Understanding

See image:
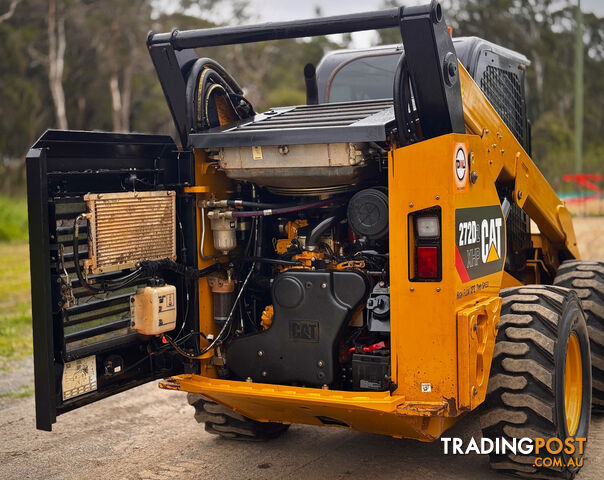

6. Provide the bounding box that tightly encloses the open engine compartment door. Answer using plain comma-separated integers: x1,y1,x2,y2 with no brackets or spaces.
26,130,198,431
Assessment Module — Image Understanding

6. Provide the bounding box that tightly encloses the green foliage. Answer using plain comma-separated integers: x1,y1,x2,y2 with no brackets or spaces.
0,385,34,398
0,242,32,369
0,195,28,242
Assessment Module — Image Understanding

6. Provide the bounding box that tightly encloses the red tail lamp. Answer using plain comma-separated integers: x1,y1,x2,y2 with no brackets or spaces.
416,246,439,279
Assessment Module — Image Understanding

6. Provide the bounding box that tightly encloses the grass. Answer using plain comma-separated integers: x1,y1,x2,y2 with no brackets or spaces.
0,384,34,399
0,195,28,243
0,242,32,370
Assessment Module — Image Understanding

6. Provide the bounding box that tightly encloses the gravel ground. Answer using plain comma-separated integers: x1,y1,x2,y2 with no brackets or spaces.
0,382,602,480
1,217,603,480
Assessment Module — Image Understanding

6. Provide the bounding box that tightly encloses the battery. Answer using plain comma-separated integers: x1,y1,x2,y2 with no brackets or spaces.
352,353,390,391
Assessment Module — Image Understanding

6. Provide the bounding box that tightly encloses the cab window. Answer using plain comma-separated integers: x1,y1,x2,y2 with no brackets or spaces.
327,53,399,103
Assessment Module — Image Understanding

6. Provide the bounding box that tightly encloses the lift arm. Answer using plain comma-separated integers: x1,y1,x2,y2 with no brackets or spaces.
459,63,579,262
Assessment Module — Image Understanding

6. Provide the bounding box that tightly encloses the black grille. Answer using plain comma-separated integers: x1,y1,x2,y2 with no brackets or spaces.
237,99,393,130
480,65,525,145
189,99,395,148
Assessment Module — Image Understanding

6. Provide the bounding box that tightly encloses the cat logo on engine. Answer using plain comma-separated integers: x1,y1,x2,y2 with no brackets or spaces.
455,205,506,282
290,320,319,342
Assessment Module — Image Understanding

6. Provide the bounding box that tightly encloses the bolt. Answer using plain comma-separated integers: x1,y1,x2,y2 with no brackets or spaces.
246,377,253,382
410,287,415,292
322,384,329,390
321,283,327,289
470,171,478,184
409,202,414,208
261,371,268,378
257,350,264,357
472,387,478,396
435,195,440,200
317,360,325,368
517,191,523,200
436,287,441,292
278,145,289,155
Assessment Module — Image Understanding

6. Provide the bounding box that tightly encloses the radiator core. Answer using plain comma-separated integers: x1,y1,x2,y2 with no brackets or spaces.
84,191,176,274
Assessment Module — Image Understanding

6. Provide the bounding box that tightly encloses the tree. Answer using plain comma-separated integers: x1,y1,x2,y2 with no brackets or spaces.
47,0,68,129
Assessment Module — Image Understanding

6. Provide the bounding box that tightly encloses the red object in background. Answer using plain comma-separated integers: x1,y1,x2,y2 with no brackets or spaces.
417,246,439,279
563,174,602,204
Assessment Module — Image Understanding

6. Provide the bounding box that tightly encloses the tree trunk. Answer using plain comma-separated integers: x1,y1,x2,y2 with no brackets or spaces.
0,0,21,23
108,17,123,132
120,61,133,132
48,0,68,129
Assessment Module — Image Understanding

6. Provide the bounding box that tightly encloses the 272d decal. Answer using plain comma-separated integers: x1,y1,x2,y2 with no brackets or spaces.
455,205,506,282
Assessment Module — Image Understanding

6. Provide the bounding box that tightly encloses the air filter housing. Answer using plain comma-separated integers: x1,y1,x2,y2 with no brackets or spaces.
84,191,176,274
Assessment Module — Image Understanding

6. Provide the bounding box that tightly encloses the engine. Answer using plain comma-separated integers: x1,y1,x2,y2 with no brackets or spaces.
201,141,393,392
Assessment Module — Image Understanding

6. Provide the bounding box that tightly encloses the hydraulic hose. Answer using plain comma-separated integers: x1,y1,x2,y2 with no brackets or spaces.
393,53,419,144
230,197,346,218
185,58,254,132
307,215,340,250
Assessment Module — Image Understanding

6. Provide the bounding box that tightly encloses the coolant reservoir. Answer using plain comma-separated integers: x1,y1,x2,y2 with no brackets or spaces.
130,284,177,335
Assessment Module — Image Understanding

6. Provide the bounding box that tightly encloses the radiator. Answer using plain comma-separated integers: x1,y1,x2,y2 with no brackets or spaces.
84,191,176,274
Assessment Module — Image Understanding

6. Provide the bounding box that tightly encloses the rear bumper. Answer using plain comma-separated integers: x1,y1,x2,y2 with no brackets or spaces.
160,375,460,441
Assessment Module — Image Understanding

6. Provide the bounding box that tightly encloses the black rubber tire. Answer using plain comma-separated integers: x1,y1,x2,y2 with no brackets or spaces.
187,393,290,441
554,260,604,411
481,286,591,479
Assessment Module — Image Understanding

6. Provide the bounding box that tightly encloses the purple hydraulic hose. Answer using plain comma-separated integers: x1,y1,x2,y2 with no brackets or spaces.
230,197,345,218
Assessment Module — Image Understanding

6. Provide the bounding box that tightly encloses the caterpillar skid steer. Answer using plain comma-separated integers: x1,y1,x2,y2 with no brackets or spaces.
26,2,602,478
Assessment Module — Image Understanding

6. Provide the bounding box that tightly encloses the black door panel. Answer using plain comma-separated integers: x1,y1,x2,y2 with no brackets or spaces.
26,130,197,431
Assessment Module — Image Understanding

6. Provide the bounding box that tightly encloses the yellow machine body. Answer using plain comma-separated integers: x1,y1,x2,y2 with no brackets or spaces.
160,63,579,441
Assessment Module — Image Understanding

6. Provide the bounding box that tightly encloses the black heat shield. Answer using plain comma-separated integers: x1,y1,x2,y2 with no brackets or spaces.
147,1,464,147
226,270,368,387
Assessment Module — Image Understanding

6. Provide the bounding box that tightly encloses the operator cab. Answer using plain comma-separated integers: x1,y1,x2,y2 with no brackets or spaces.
316,37,531,151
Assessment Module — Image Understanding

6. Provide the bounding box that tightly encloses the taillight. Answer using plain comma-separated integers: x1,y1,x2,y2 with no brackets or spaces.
410,208,442,281
417,246,439,278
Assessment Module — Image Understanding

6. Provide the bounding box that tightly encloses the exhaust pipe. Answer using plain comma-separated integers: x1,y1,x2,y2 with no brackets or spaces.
304,63,319,105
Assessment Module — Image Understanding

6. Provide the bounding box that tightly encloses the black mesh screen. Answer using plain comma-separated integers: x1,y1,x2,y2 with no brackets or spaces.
480,65,525,146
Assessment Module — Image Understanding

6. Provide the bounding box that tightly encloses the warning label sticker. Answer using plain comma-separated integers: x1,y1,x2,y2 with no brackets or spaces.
62,355,97,401
453,143,468,192
455,205,506,282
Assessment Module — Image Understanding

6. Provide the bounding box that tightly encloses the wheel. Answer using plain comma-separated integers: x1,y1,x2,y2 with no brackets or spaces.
187,393,290,441
554,260,604,411
481,286,591,479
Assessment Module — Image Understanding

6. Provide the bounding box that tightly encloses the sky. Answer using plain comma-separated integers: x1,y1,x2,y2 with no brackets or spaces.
246,0,603,20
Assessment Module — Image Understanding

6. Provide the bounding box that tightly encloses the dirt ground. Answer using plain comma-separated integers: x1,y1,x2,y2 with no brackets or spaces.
1,217,603,480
